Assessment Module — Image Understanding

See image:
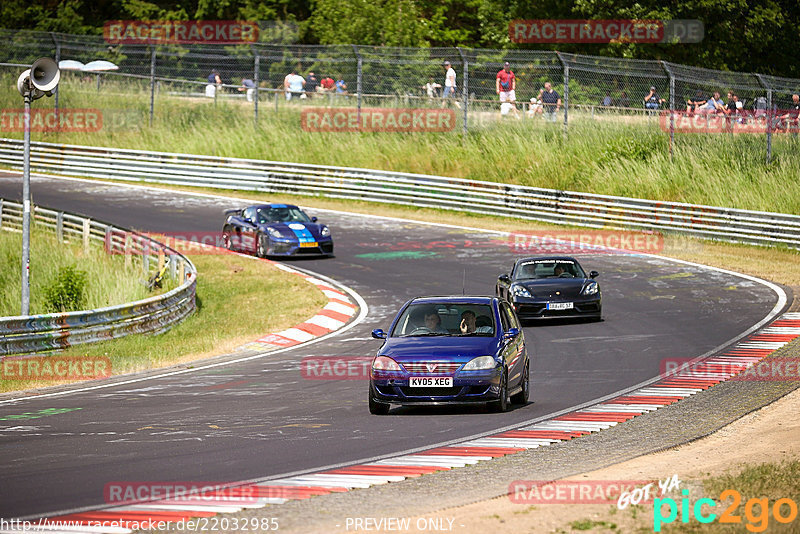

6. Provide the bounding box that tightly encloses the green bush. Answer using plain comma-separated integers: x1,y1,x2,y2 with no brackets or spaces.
44,266,88,313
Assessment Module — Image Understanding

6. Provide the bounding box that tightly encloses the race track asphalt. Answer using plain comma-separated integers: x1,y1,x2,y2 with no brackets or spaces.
0,173,782,518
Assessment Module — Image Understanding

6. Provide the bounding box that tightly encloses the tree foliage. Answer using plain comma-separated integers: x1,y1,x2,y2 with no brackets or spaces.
2,0,799,77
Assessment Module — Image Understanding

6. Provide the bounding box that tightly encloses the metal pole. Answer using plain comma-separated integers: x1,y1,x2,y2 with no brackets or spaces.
756,74,772,165
149,47,156,127
21,90,32,315
254,52,260,127
457,47,468,135
353,45,362,126
661,62,675,161
51,33,60,116
556,52,568,139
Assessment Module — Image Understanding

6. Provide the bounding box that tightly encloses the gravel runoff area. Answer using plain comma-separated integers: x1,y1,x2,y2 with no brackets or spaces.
148,296,800,534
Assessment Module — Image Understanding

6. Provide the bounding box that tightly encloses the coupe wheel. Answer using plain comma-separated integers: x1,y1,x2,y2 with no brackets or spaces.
222,227,234,250
256,233,267,258
511,360,530,405
489,370,509,413
369,385,390,415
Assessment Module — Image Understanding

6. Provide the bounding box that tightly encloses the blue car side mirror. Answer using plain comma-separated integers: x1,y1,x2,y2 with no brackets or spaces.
311,216,318,222
503,327,520,340
372,329,387,339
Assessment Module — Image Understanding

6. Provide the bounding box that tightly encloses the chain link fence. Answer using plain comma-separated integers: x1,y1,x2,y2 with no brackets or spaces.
1,28,799,162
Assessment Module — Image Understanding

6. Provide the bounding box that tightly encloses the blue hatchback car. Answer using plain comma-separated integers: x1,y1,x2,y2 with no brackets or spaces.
369,296,530,415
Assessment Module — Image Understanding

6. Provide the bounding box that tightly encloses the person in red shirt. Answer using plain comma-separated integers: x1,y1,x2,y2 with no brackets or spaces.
320,76,335,92
496,62,519,118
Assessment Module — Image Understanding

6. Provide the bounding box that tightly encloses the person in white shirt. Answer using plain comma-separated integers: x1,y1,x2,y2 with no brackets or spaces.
442,61,461,108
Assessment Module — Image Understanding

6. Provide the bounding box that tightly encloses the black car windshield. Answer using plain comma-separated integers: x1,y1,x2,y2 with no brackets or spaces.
256,207,311,223
514,260,586,279
390,303,495,337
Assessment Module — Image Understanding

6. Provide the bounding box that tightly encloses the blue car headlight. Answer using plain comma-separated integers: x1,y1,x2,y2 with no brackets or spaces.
582,281,599,295
266,227,283,239
320,225,331,237
511,284,532,298
462,356,497,371
372,356,400,371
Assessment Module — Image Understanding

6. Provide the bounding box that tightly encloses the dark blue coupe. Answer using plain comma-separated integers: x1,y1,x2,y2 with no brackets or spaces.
369,296,530,415
222,204,333,257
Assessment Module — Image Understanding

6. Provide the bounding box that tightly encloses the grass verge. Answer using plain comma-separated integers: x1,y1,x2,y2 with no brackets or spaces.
0,226,153,316
2,74,800,214
1,253,327,393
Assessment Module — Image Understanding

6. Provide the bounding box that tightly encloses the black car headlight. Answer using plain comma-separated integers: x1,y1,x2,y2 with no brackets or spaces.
582,281,599,295
320,225,331,238
511,284,532,298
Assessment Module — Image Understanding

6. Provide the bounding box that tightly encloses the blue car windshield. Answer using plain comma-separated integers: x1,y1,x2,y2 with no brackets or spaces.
391,303,495,337
515,260,585,280
256,207,310,223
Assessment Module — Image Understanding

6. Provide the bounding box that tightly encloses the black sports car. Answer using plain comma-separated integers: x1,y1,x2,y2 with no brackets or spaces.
496,256,601,321
222,203,333,257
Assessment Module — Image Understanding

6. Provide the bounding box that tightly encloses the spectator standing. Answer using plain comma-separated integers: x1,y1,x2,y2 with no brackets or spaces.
239,78,256,102
206,69,222,98
335,78,347,94
644,86,665,111
602,93,613,107
496,62,519,118
305,72,319,98
539,82,561,122
442,61,460,108
284,70,305,100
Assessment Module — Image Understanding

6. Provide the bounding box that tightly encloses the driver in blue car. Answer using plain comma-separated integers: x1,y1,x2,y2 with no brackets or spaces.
424,310,449,334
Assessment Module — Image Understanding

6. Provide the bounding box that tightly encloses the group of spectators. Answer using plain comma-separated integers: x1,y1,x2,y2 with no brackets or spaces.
282,71,347,100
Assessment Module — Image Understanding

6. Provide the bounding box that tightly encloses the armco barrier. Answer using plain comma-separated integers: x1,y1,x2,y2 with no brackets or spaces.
0,197,197,356
1,138,799,248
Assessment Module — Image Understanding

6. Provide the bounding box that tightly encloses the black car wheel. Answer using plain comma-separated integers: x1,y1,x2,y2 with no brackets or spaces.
489,369,509,413
369,385,390,415
511,360,530,405
222,227,234,250
256,233,267,258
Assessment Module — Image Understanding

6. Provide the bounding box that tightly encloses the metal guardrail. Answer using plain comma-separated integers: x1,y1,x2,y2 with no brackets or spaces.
1,138,799,249
0,197,197,356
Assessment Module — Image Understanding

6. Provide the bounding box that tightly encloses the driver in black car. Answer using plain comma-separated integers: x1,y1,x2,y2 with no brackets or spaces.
554,264,573,277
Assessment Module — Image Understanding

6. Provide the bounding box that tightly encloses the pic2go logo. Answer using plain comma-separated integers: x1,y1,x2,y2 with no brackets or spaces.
654,489,799,532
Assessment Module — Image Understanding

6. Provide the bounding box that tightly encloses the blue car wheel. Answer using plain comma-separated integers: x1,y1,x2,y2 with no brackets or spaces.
489,368,509,413
369,384,390,415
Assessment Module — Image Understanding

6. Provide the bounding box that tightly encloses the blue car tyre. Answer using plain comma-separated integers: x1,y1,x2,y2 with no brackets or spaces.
369,385,390,415
489,368,509,413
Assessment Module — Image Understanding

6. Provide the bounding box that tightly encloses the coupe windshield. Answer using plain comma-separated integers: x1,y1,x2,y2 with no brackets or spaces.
391,303,495,337
256,206,311,223
515,260,586,280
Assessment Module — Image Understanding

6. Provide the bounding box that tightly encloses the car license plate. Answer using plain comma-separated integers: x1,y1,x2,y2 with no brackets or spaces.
409,376,453,387
547,302,574,310
299,242,318,248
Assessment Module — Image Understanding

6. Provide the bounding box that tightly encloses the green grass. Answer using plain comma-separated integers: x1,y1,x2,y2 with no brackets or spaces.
2,72,799,214
1,253,327,393
0,227,150,316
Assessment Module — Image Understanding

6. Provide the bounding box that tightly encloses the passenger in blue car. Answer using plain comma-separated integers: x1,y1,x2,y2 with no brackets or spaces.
460,310,493,334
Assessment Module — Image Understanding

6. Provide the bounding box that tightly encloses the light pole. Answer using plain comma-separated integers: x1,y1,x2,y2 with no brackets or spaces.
16,58,60,315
